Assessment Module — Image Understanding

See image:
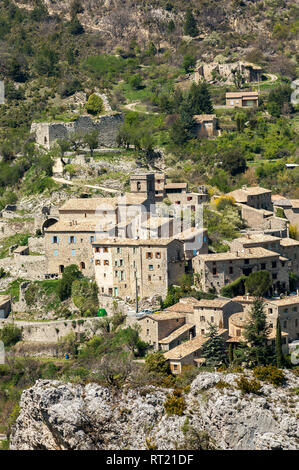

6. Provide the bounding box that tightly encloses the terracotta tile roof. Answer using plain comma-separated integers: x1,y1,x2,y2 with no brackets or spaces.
196,247,280,262
233,234,280,244
164,329,227,360
280,238,299,247
232,295,259,303
194,298,231,309
164,300,200,314
227,187,271,202
92,237,181,247
159,324,195,344
59,197,118,211
266,296,299,307
45,220,98,232
165,183,187,190
146,312,186,321
226,91,259,98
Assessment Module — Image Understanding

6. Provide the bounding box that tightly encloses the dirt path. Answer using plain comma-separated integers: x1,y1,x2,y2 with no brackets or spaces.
52,177,119,194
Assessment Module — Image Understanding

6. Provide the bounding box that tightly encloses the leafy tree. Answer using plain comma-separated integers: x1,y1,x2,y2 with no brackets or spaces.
275,317,284,368
289,272,298,292
56,139,71,157
71,278,99,317
200,323,227,367
244,271,272,297
184,9,198,37
145,351,170,375
68,16,84,35
128,74,143,89
34,47,58,76
83,130,99,157
85,93,104,115
243,298,272,367
182,55,196,74
58,264,82,301
221,148,246,176
185,82,213,115
0,324,22,347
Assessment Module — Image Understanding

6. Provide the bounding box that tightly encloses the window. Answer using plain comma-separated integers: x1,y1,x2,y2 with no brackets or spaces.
261,263,266,270
149,265,154,271
95,247,100,253
90,236,95,243
108,288,113,295
104,260,109,266
52,236,58,244
272,273,277,280
236,329,241,337
69,236,76,244
272,261,277,268
80,262,85,269
212,267,217,275
173,364,178,371
244,259,249,265
115,270,118,277
54,249,58,257
119,259,123,266
137,181,141,191
211,316,214,323
187,196,192,201
155,252,161,259
201,329,205,335
229,267,233,274
295,319,298,327
283,321,287,328
268,308,273,314
103,247,109,253
146,329,149,335
200,316,205,322
120,271,125,281
72,249,75,256
117,247,122,254
148,275,151,281
146,252,153,259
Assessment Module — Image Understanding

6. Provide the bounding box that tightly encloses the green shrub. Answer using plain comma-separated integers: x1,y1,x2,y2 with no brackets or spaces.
164,389,186,416
236,375,262,395
215,380,230,390
0,324,22,347
253,365,285,387
85,93,104,115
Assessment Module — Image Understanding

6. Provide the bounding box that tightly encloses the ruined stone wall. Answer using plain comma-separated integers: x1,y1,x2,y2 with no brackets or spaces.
31,113,124,149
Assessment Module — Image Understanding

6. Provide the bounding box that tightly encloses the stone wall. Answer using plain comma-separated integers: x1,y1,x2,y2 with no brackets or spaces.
0,317,104,343
31,113,124,149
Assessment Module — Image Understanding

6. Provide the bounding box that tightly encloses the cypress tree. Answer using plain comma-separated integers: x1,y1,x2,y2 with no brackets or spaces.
184,9,198,37
228,343,234,364
243,298,272,367
275,317,284,368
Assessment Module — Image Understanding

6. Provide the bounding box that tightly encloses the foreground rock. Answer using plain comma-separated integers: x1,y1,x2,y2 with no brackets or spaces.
10,371,299,450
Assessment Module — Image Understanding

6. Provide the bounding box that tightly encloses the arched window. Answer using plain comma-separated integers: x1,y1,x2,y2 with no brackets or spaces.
137,181,141,191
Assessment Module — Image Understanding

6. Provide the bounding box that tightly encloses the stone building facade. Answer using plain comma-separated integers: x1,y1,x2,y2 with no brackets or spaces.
93,238,185,301
193,115,220,138
227,186,273,211
225,91,259,108
192,247,289,294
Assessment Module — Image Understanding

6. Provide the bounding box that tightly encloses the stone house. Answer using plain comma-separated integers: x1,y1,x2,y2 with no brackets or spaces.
192,247,289,294
0,295,11,319
239,205,287,233
227,186,273,211
45,220,97,277
164,329,228,374
227,311,289,353
92,237,185,301
189,298,243,335
137,311,190,351
273,199,299,228
265,296,299,342
152,173,209,205
193,114,220,138
230,234,299,277
278,238,299,276
225,91,259,108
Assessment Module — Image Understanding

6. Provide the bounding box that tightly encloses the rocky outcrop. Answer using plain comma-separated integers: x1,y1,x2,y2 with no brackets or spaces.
10,371,299,450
